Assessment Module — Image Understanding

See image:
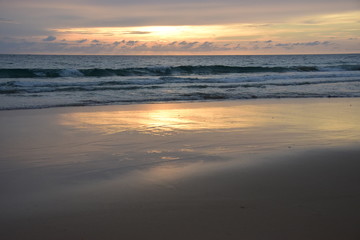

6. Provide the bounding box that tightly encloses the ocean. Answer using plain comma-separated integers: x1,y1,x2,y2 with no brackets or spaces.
0,54,359,110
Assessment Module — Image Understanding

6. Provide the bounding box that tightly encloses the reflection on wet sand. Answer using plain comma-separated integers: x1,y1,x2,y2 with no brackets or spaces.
60,103,261,135
60,100,360,143
2,99,360,240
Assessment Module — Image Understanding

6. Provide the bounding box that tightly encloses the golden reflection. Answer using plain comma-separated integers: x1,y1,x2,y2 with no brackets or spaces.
60,103,260,135
59,100,360,142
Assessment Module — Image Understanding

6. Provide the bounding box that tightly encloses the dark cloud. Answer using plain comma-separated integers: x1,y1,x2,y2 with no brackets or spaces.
177,41,199,49
275,43,291,47
275,41,332,48
83,0,359,12
0,37,349,55
0,17,15,23
125,40,138,46
43,36,56,41
269,41,337,51
233,44,248,50
123,31,152,35
198,42,213,48
76,39,88,43
113,40,126,46
294,41,322,46
302,19,322,24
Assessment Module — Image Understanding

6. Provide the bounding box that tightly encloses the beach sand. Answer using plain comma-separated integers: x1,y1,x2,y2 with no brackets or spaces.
1,98,360,239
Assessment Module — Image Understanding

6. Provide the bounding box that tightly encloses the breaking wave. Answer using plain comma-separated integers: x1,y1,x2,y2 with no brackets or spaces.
1,64,359,78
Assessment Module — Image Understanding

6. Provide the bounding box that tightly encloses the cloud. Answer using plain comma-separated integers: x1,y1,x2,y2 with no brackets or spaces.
0,17,15,23
294,41,322,46
174,41,199,49
3,0,358,31
0,38,68,54
76,39,88,43
125,40,138,46
80,1,360,28
123,31,152,35
275,43,291,47
0,37,355,55
42,35,56,41
233,44,248,50
1,1,359,56
113,40,126,46
198,41,213,48
216,35,262,41
275,41,332,49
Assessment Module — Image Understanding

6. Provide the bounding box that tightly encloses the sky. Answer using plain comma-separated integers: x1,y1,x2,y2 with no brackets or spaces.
0,0,359,55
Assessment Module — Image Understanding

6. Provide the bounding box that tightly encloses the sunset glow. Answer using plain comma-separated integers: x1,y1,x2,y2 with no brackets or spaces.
53,24,265,41
0,0,359,54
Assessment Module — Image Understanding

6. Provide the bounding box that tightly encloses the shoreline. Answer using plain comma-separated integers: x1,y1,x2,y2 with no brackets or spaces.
1,98,360,239
1,96,360,112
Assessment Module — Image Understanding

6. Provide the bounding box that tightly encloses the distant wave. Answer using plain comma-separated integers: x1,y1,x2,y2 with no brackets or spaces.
1,65,359,78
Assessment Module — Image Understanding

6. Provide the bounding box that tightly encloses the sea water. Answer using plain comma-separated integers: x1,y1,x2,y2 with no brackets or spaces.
0,54,359,110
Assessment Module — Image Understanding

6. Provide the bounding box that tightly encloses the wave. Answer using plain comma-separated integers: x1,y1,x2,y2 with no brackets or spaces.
0,85,162,94
1,64,359,78
1,78,359,95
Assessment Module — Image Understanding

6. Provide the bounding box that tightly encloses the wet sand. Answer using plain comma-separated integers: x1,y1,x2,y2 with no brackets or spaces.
1,98,360,239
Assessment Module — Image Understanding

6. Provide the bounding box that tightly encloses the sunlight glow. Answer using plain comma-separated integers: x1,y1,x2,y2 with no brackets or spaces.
52,24,258,42
45,10,360,54
52,11,360,44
